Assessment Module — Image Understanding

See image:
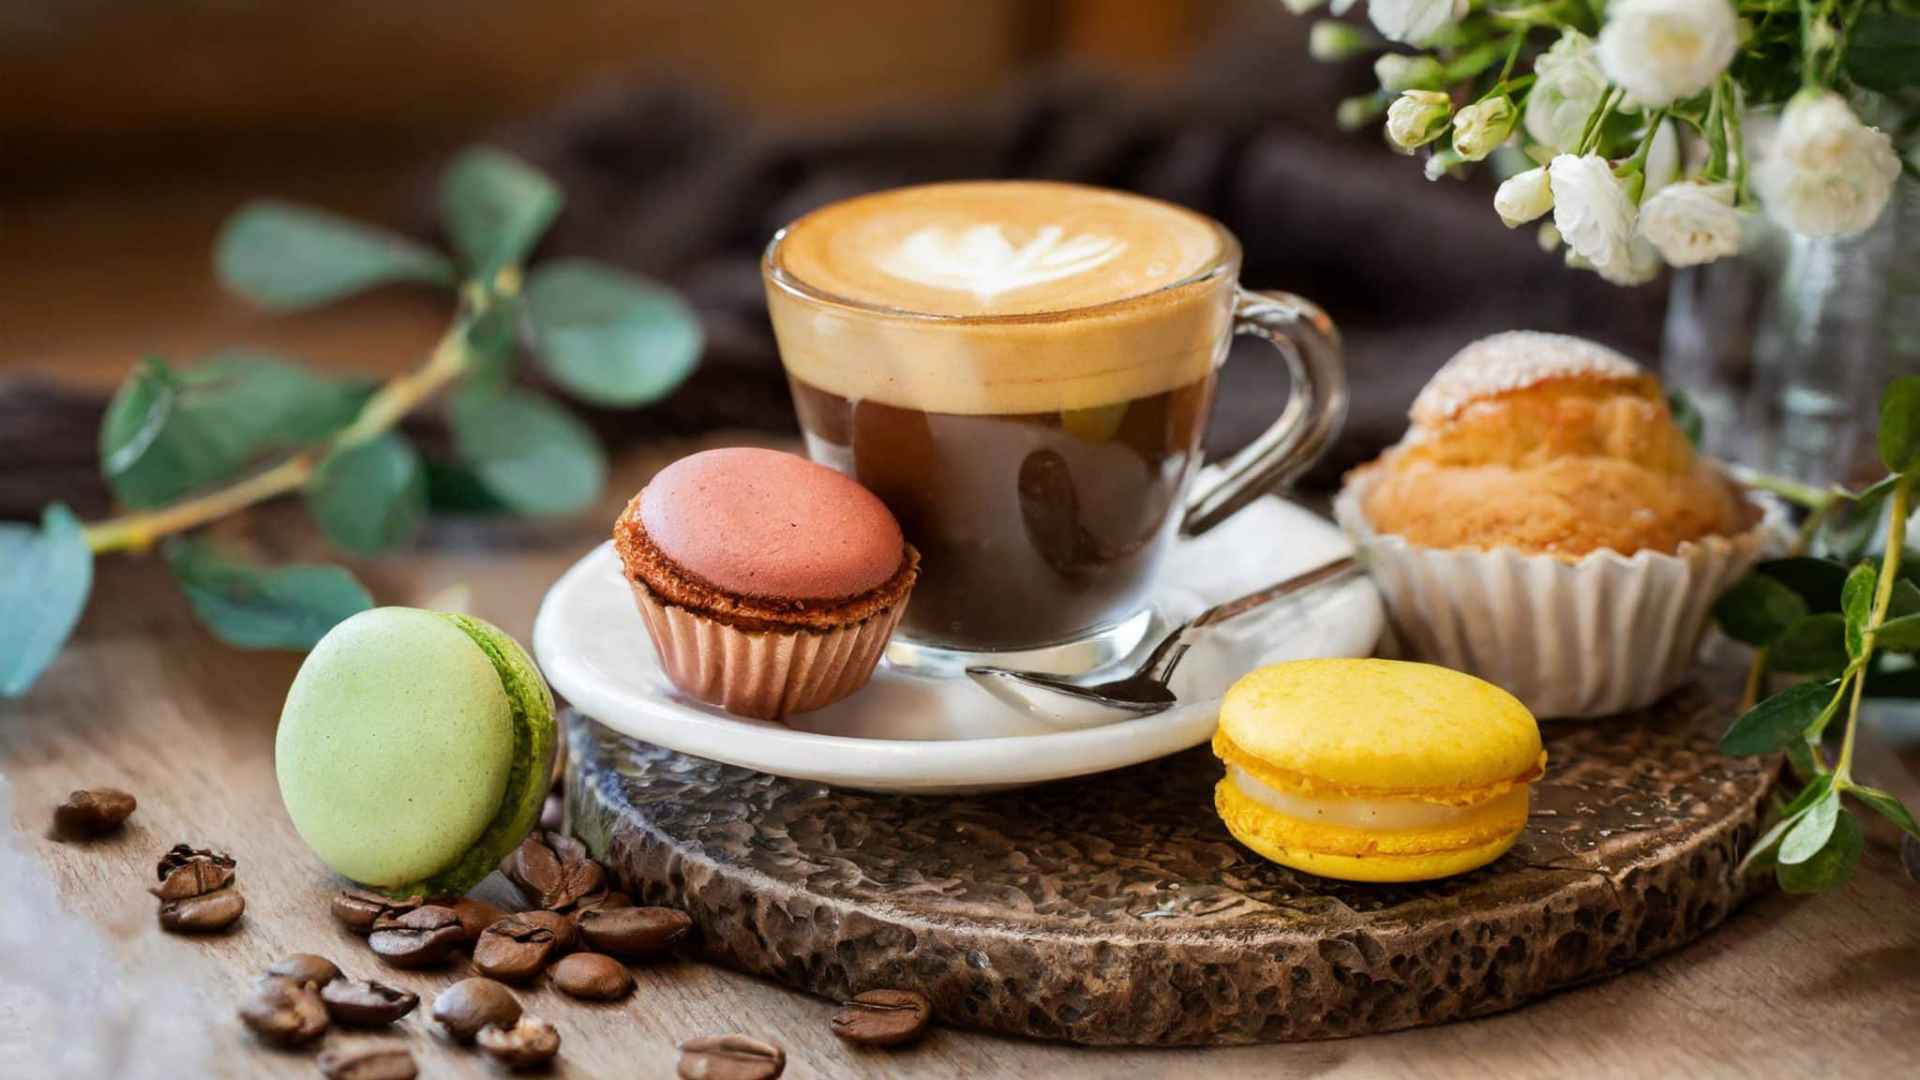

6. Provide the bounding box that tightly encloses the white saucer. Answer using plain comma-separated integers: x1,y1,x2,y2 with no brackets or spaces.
532,496,1382,793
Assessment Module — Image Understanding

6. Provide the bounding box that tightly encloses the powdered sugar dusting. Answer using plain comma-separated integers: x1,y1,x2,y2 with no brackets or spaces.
1411,331,1644,426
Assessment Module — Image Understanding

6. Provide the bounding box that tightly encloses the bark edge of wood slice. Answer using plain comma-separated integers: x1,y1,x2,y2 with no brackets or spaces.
568,680,1772,1045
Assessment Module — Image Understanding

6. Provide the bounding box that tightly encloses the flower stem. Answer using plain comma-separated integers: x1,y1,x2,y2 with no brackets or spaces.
1836,473,1912,779
82,287,492,556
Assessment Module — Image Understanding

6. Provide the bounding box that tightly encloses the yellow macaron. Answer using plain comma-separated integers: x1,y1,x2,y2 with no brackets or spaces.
1212,658,1544,883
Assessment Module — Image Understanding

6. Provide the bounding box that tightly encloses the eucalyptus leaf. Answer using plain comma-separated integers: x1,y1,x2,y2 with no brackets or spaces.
1842,562,1877,658
439,147,561,279
100,353,370,508
1818,482,1892,564
216,200,454,311
1712,573,1809,646
306,434,428,554
449,387,605,516
1718,678,1836,756
1666,389,1703,448
526,258,703,407
1879,376,1920,473
1738,774,1833,874
1769,612,1849,676
1777,807,1862,894
166,538,372,651
0,505,94,698
1751,557,1848,614
1875,612,1920,652
1851,784,1920,840
1777,788,1841,865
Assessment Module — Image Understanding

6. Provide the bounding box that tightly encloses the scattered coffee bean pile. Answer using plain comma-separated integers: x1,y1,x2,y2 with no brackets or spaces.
63,783,932,1075
236,951,419,1076
152,843,246,933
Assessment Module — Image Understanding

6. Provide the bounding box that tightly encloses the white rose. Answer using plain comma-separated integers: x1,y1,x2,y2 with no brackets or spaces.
1638,181,1742,266
1525,32,1609,153
1597,0,1738,107
1386,90,1453,152
1453,97,1519,161
1550,153,1637,277
1494,167,1554,227
1595,237,1665,285
1368,0,1466,45
1754,90,1903,238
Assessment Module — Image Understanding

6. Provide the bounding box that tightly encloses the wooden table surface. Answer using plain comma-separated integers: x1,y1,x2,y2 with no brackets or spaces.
4,445,1919,1079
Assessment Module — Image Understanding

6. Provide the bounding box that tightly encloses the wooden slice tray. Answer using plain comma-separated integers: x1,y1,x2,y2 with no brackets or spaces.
566,681,1775,1046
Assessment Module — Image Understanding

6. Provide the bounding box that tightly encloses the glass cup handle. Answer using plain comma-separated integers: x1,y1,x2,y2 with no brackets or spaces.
1181,287,1348,536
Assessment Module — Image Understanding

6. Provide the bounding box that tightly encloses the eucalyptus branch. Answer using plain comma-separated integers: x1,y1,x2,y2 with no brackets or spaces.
83,293,492,557
0,144,704,699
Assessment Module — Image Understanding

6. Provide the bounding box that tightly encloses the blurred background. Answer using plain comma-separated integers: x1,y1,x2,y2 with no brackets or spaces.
3,0,1668,521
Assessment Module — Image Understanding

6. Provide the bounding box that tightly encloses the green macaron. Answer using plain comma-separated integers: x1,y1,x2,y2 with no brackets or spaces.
275,607,556,898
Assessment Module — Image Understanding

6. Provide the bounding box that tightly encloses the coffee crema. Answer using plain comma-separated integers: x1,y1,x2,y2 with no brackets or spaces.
768,183,1236,418
772,181,1223,316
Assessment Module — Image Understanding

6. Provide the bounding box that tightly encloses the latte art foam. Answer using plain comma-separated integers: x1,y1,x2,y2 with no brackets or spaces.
771,180,1223,317
875,223,1128,300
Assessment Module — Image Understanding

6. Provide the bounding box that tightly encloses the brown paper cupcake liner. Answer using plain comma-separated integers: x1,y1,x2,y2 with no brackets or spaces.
628,581,906,721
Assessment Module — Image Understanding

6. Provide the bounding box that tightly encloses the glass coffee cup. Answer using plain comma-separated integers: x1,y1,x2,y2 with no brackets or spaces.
763,181,1345,676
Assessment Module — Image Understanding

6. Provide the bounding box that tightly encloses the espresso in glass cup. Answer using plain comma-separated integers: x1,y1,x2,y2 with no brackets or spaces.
764,181,1344,675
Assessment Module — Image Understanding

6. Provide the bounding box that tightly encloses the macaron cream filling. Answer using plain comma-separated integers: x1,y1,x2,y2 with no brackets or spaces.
1225,765,1502,832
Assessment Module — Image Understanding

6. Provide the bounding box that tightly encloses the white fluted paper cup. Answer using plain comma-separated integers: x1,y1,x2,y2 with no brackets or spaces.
1334,474,1783,718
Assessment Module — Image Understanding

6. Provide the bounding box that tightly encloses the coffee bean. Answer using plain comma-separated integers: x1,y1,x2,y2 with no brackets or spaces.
474,915,564,982
477,1015,562,1071
265,953,340,988
550,952,633,1001
321,978,419,1026
577,905,691,959
434,896,506,948
433,977,522,1043
677,1034,785,1080
52,788,136,837
540,791,563,832
238,976,329,1046
150,859,236,902
318,1044,417,1080
367,904,464,967
501,831,605,910
157,843,235,879
521,909,578,951
830,988,932,1047
159,887,245,933
330,888,422,935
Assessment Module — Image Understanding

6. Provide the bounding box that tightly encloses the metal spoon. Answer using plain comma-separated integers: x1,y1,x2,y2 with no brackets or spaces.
967,554,1362,726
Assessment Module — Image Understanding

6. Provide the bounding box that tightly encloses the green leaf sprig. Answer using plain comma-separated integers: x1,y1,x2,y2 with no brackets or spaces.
1711,376,1920,894
0,145,703,697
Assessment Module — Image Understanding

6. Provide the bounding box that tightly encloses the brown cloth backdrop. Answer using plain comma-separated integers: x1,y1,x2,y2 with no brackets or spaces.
499,15,1668,485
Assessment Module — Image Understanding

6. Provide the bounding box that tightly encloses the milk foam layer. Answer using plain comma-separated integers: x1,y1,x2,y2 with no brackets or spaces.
765,182,1238,415
772,181,1223,317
